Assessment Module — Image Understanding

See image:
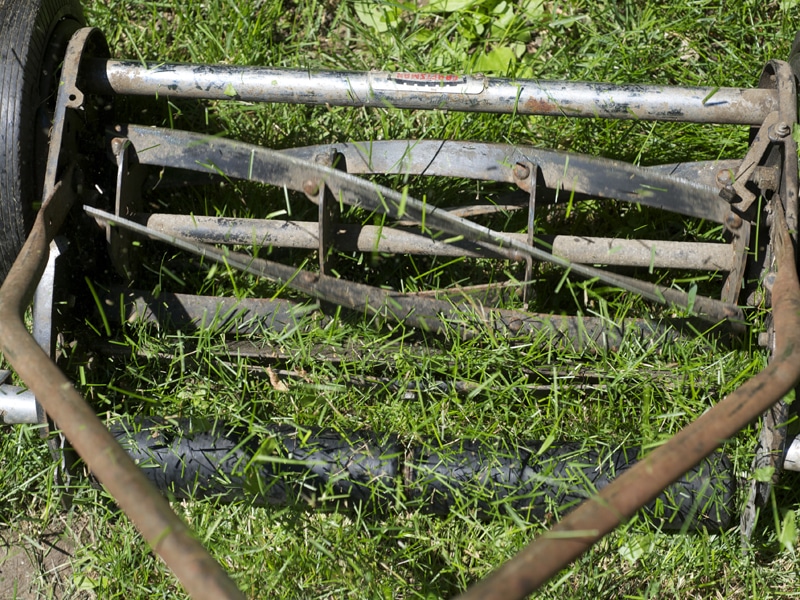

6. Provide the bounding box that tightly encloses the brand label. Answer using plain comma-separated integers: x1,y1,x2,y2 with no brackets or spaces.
370,72,486,94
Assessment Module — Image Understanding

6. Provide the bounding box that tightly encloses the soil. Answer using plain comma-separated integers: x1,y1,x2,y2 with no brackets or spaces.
0,516,89,599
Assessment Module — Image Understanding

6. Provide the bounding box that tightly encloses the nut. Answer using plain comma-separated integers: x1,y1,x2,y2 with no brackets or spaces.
769,122,792,141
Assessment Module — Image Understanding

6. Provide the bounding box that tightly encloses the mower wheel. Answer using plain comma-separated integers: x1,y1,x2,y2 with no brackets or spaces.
0,0,84,281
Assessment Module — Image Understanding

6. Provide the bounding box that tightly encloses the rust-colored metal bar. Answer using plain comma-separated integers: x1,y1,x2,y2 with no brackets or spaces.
0,182,244,597
455,198,800,599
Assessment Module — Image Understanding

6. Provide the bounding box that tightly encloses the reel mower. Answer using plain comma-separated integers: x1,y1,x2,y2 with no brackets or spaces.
1,0,800,598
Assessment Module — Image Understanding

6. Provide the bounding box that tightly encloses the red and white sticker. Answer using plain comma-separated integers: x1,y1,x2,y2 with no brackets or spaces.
392,72,465,85
370,71,486,94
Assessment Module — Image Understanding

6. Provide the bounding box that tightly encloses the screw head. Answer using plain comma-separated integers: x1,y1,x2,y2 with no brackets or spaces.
110,137,126,156
725,212,743,229
716,169,733,186
303,180,320,196
513,163,531,180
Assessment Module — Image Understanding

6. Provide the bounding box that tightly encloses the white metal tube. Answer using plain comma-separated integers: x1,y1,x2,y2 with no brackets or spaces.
784,436,800,471
83,59,777,125
0,385,39,424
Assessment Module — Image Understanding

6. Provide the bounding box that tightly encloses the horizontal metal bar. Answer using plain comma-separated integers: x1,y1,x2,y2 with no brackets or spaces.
139,214,736,271
286,141,741,192
125,128,733,225
84,59,777,125
102,288,322,335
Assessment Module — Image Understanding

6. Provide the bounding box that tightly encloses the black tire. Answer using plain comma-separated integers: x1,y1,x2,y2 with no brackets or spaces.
0,0,84,282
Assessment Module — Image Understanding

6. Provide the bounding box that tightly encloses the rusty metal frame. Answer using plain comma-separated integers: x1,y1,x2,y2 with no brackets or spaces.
2,22,800,600
457,200,800,599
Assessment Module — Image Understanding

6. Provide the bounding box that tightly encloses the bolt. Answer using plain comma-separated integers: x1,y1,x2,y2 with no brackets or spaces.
303,180,320,196
513,163,531,180
715,169,733,187
725,212,743,230
776,122,792,137
110,137,126,156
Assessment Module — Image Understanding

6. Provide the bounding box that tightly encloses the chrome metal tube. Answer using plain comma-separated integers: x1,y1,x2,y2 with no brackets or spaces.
84,59,777,125
785,435,800,471
0,385,38,424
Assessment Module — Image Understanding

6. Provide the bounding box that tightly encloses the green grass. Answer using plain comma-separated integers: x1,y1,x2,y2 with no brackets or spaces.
2,0,800,598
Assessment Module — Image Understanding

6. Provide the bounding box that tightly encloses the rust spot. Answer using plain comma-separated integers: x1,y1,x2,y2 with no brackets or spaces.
523,97,558,115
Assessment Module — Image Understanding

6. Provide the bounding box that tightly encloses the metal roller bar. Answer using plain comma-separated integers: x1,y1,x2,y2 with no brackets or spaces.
140,214,737,271
103,289,322,334
98,288,704,353
83,59,778,125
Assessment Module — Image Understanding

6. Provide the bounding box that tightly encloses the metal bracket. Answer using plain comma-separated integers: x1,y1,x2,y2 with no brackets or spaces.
740,59,800,540
512,161,538,306
721,217,750,305
313,150,342,277
109,137,145,279
726,111,779,211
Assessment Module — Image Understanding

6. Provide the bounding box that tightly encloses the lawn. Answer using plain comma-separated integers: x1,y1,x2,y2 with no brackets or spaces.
2,0,800,598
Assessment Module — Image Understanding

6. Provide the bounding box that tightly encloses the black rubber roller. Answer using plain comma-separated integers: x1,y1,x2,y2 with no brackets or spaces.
110,418,734,531
408,440,734,531
111,418,400,508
